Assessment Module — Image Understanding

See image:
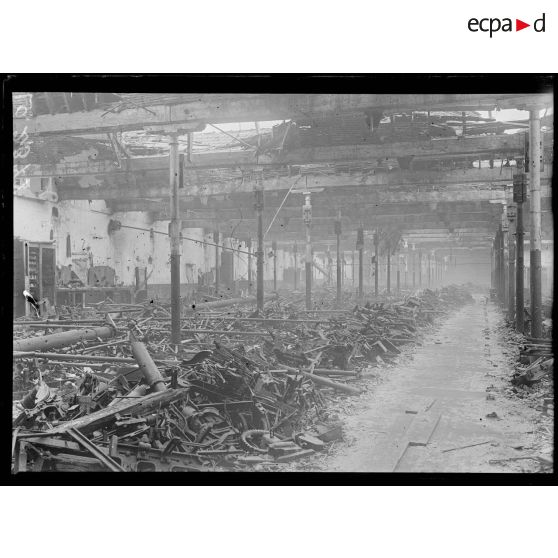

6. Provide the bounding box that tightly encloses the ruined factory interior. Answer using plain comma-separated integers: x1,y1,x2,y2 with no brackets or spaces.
11,90,554,475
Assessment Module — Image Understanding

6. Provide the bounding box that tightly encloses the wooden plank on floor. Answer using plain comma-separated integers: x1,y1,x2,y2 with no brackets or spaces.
366,436,410,472
407,412,442,446
367,401,442,471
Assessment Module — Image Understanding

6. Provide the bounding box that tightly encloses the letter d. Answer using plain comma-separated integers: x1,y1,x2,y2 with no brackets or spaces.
534,13,545,32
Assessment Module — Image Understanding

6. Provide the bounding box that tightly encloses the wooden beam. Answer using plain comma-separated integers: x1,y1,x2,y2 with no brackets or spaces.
14,131,552,177
111,198,505,216
57,183,516,204
13,93,552,136
178,218,497,234
56,166,552,200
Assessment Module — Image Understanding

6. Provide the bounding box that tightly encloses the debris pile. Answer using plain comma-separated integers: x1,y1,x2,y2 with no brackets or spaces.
12,285,475,472
509,336,553,417
497,311,554,465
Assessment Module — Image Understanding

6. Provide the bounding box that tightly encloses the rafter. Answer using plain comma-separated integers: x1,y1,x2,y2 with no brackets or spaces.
13,93,552,136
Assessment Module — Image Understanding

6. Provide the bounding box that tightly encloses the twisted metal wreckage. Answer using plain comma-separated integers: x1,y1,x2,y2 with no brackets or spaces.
13,286,477,472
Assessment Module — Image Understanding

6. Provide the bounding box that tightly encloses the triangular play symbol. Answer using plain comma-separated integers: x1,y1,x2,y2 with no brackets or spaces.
516,19,530,31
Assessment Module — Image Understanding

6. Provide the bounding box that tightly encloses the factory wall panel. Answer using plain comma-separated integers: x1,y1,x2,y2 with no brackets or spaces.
14,197,227,290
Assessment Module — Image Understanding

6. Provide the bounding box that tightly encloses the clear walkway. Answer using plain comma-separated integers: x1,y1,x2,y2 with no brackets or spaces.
324,298,549,473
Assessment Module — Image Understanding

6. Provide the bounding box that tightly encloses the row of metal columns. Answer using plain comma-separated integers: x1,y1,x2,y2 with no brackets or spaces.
165,111,542,343
492,110,542,337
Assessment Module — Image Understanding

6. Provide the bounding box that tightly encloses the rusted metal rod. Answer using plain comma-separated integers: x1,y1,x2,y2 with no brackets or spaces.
181,329,271,337
15,323,103,330
66,427,126,472
13,326,115,352
13,351,180,365
189,293,277,312
39,361,139,370
184,316,327,324
269,368,358,377
14,319,106,326
282,365,362,395
129,332,167,392
80,339,129,353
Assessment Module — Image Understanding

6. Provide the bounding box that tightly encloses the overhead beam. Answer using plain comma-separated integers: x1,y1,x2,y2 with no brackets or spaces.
61,183,511,204
13,93,552,136
15,131,552,177
263,235,495,250
111,198,505,216
177,219,498,237
56,167,552,200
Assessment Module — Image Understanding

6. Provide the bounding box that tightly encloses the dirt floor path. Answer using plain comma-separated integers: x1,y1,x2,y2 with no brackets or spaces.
312,296,553,473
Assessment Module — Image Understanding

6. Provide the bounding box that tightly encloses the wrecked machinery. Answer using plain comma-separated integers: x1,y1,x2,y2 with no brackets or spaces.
12,285,474,472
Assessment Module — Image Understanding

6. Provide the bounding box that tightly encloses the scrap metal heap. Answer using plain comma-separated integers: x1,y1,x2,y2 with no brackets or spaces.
507,319,553,430
13,286,474,473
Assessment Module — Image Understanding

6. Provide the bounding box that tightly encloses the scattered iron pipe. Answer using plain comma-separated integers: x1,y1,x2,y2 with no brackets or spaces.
129,332,167,392
13,351,181,367
13,326,115,353
281,365,362,395
184,316,327,324
269,368,358,377
15,323,102,330
14,319,106,326
181,329,271,337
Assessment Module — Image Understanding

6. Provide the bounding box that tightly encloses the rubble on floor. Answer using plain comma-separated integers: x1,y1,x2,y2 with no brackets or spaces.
12,285,475,472
494,311,554,472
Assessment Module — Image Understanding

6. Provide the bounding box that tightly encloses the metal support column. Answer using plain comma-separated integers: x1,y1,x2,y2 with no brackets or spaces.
352,250,355,290
516,196,525,332
255,189,264,312
503,223,509,308
214,230,220,295
508,207,516,321
386,244,391,294
168,135,181,346
247,239,252,294
335,212,342,304
272,240,277,292
303,193,313,310
427,252,431,287
491,241,495,292
529,109,542,337
357,227,364,300
418,251,422,287
293,242,298,291
499,225,506,305
396,252,401,294
494,229,501,302
404,254,408,289
374,230,379,297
